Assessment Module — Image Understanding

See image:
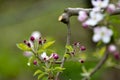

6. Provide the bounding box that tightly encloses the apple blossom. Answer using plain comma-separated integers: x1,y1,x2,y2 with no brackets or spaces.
41,52,49,61
92,26,113,44
91,0,109,8
84,11,104,26
31,31,41,40
78,11,88,22
107,4,116,13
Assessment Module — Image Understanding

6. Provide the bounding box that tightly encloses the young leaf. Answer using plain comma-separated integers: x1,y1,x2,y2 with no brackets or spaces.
38,73,45,80
65,45,73,52
99,46,106,58
42,41,55,49
64,53,70,59
54,67,65,72
16,43,31,51
33,70,43,76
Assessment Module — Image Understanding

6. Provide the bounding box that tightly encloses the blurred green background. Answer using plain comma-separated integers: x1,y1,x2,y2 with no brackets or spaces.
0,0,120,80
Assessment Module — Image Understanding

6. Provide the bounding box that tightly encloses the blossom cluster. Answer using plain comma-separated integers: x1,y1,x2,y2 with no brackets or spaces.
22,31,59,66
78,0,119,44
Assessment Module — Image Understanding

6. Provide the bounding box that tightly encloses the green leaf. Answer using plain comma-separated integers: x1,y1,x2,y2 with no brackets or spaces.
16,43,31,51
65,45,73,52
42,41,55,49
99,46,106,58
42,77,48,80
38,73,45,80
64,54,70,59
109,25,119,39
33,70,43,76
54,67,65,72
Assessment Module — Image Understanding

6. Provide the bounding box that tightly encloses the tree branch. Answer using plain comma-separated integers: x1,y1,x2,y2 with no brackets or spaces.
58,7,120,24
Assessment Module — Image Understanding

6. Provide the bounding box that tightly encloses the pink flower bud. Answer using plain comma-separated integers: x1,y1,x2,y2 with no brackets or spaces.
30,36,35,42
52,53,59,60
78,11,88,22
33,60,37,65
108,44,117,53
113,51,120,60
107,4,116,13
82,22,88,28
80,46,86,51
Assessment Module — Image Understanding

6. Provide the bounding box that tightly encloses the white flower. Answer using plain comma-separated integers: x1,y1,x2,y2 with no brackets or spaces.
91,0,109,8
78,11,88,22
31,31,41,40
107,4,116,13
41,52,49,60
84,11,104,26
92,26,113,43
92,7,101,12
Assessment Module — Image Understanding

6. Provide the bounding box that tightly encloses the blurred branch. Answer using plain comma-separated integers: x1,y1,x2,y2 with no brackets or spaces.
58,7,120,24
82,51,109,80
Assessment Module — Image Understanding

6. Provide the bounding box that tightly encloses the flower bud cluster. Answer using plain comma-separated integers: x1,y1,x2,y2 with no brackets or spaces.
23,31,46,50
66,42,86,59
40,52,59,61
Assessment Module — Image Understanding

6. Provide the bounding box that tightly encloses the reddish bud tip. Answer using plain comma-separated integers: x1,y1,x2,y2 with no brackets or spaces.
80,46,86,51
79,59,84,63
114,51,120,60
30,36,35,42
33,60,37,65
23,40,27,44
27,43,31,47
53,53,59,60
39,40,42,45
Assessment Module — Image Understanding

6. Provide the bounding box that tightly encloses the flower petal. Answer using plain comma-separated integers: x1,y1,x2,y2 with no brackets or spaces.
85,19,98,26
92,34,102,42
91,0,109,8
31,31,41,40
102,36,111,43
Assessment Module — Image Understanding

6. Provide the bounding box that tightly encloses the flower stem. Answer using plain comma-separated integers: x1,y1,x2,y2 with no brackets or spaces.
55,21,71,80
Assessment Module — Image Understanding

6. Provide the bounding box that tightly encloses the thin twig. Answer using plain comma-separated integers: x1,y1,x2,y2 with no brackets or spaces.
55,21,71,80
82,51,109,80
